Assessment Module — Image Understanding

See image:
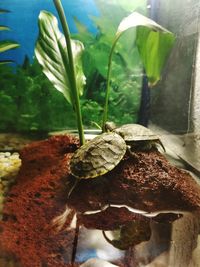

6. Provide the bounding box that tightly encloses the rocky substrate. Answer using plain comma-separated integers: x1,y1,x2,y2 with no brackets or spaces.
0,152,21,219
0,135,200,267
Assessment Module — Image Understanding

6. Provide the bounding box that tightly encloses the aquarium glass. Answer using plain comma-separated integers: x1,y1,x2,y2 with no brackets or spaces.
1,1,200,267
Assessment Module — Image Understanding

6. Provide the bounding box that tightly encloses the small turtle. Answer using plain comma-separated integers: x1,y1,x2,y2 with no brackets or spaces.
70,132,126,179
105,122,165,152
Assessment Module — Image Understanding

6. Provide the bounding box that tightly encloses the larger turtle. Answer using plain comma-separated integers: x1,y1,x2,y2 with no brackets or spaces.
105,122,165,152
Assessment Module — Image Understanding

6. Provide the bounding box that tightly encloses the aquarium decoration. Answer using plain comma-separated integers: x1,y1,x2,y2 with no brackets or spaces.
0,9,20,65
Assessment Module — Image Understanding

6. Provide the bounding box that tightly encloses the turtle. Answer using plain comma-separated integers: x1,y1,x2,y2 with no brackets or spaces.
105,122,165,152
70,123,164,182
70,132,126,179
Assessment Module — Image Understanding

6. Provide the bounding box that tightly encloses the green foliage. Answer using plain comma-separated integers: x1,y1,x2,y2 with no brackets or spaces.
0,1,174,133
102,11,175,128
81,99,103,126
0,8,20,64
136,26,175,86
73,0,148,127
0,60,104,132
0,61,73,132
35,11,85,106
35,0,86,144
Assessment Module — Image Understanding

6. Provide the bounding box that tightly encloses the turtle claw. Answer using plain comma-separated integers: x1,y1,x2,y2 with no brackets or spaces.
158,140,166,152
127,146,139,161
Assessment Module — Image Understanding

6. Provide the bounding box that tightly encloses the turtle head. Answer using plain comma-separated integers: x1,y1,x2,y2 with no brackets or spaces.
105,121,117,132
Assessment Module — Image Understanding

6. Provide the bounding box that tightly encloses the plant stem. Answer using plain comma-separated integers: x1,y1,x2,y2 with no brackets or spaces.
102,35,121,132
54,0,85,145
71,219,80,266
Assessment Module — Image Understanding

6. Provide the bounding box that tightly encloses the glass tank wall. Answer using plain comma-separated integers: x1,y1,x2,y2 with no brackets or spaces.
1,1,200,267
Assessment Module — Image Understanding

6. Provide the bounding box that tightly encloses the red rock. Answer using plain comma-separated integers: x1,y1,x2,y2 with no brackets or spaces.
0,135,200,267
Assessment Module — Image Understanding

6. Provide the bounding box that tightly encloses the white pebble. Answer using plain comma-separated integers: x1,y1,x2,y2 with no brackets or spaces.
5,152,11,157
80,258,119,267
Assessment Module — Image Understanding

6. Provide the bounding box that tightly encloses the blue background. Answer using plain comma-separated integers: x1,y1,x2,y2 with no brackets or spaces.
0,0,99,64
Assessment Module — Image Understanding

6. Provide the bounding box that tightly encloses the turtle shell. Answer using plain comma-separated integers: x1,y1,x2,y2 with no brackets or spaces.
114,124,160,142
70,132,126,179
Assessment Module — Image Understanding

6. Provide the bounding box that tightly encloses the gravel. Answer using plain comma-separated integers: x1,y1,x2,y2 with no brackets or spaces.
0,152,21,219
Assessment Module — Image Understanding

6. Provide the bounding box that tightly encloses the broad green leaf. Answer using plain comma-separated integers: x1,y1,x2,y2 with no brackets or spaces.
116,12,169,36
35,11,85,106
115,12,175,86
0,41,20,53
0,25,10,31
136,26,175,86
102,11,175,128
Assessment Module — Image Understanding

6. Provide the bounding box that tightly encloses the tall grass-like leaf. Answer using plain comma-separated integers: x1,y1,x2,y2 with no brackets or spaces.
0,8,20,64
0,41,20,53
102,12,175,130
0,25,10,31
0,60,14,65
35,11,85,107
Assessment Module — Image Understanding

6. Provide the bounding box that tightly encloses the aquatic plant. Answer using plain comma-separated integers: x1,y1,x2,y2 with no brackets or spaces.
0,9,19,64
73,0,147,126
35,0,86,144
101,12,175,131
0,61,104,132
35,0,175,143
72,1,175,131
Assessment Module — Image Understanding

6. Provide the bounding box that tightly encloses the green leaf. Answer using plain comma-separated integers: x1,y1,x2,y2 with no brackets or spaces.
0,25,10,31
136,27,175,86
116,12,169,36
35,11,85,106
115,12,175,86
102,11,175,129
0,41,20,53
0,60,14,65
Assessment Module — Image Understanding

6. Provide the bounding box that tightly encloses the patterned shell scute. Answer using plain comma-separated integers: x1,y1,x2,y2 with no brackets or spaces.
70,132,126,179
114,124,159,142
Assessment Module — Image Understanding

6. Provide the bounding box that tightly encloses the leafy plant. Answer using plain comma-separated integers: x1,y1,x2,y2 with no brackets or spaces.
73,0,147,126
101,12,175,130
0,8,20,64
0,61,73,132
72,2,175,131
35,1,86,145
34,0,175,144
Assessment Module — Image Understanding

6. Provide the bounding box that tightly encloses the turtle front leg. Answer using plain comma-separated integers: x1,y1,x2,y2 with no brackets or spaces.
127,146,139,161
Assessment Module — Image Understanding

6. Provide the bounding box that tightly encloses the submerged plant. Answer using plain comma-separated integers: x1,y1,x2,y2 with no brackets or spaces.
0,9,20,64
